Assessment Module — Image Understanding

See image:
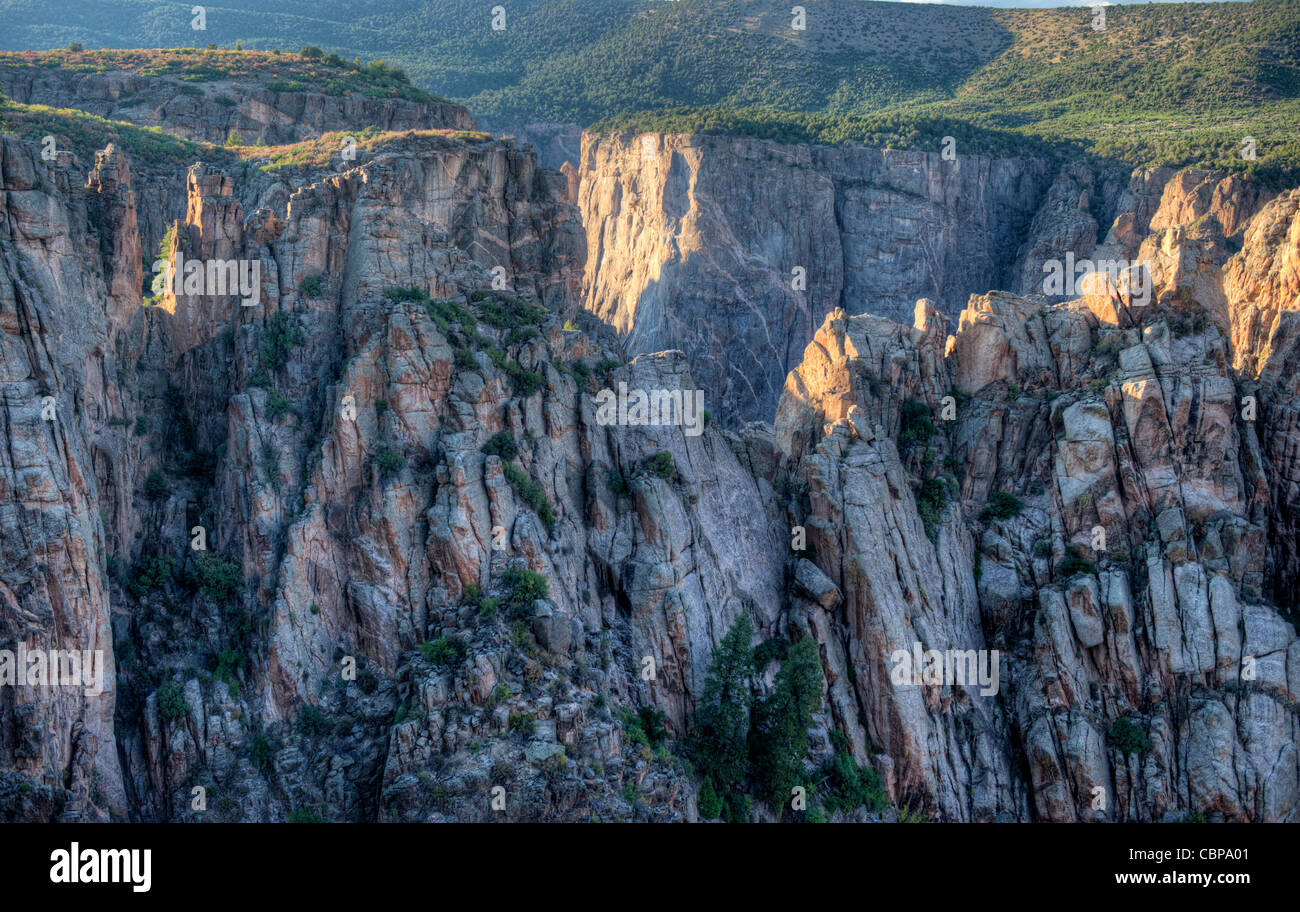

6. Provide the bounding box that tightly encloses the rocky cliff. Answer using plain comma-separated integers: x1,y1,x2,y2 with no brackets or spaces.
578,132,1138,425
0,102,800,822
2,68,1299,823
0,56,475,146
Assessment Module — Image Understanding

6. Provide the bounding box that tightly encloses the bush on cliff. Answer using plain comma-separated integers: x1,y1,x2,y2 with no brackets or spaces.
980,491,1024,522
190,552,243,603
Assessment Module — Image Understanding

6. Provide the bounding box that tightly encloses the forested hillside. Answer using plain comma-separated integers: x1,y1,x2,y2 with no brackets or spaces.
2,1,1298,196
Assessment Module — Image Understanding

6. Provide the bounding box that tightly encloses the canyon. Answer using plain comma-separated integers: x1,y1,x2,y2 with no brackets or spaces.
1,60,1297,823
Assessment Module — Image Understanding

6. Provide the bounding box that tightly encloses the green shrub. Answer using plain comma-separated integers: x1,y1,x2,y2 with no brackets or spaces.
297,704,333,737
287,808,325,823
1058,544,1098,577
502,462,555,529
946,386,972,408
143,469,170,501
133,416,148,437
1109,716,1152,755
259,311,303,372
505,325,539,346
502,564,549,617
638,706,667,747
299,274,322,297
899,398,935,445
214,646,245,697
1168,308,1209,338
421,636,467,666
157,680,187,721
862,369,884,398
509,620,539,654
454,347,478,371
697,778,723,820
618,708,648,747
480,340,543,395
393,701,418,725
461,583,500,619
917,477,949,540
507,364,544,397
620,706,668,749
128,554,175,597
376,446,405,478
481,431,519,461
607,467,627,496
752,637,787,672
980,491,1024,522
648,451,675,480
249,733,272,772
480,295,547,331
190,552,243,602
265,388,292,421
508,711,535,736
817,746,888,815
1093,334,1125,365
425,297,476,336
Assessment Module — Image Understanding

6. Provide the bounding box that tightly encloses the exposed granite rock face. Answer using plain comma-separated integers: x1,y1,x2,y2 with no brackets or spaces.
769,267,1298,820
1227,190,1300,608
0,114,801,823
477,119,584,174
578,131,1135,425
1226,190,1300,378
0,134,128,821
0,63,475,145
776,303,1029,821
760,162,1300,820
4,77,1300,823
945,287,1293,822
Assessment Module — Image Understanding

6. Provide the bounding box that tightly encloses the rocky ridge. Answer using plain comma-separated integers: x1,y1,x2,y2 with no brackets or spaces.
1,71,1299,823
0,57,475,146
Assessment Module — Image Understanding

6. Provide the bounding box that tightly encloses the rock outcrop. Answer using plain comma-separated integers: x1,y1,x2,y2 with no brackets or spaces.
3,68,1299,824
578,131,1134,425
0,61,475,146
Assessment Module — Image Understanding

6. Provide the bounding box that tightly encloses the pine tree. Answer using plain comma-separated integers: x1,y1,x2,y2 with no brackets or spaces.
751,635,823,810
691,614,754,815
697,778,723,821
